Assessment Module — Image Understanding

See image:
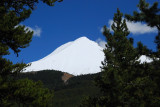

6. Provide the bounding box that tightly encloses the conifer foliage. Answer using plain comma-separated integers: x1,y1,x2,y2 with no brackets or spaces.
81,9,140,106
94,9,144,106
125,0,160,54
0,0,62,106
124,0,160,106
81,4,160,106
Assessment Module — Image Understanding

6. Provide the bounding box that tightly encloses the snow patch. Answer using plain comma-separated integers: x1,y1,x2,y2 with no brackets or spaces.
138,55,153,63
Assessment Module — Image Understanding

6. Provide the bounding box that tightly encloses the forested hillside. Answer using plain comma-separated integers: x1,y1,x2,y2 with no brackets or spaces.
18,70,101,107
18,70,64,90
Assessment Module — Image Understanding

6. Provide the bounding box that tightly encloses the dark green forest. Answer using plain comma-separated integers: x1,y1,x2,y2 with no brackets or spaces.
18,70,64,90
18,70,102,107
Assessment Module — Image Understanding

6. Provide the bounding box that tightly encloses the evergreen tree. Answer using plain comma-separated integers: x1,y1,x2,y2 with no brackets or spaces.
125,0,160,56
94,9,142,106
81,8,160,107
124,0,160,106
0,0,62,106
12,78,54,107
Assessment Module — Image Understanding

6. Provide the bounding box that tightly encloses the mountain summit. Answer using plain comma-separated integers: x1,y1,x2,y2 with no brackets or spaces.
24,37,104,75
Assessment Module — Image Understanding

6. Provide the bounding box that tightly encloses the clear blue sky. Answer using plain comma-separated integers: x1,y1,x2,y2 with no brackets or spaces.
6,0,159,64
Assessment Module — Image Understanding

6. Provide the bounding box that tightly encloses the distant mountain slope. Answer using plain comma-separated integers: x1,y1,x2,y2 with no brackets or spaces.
19,70,65,90
24,37,104,75
19,70,101,107
53,73,102,107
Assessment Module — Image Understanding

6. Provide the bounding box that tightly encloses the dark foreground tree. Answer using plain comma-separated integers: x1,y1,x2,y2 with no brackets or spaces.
125,0,160,55
13,78,54,107
81,9,138,106
0,0,62,106
124,0,160,106
80,8,160,107
95,9,143,107
1,78,54,107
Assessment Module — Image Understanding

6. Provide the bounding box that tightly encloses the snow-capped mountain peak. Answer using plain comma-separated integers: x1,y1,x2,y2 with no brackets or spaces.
24,36,153,75
24,37,104,75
